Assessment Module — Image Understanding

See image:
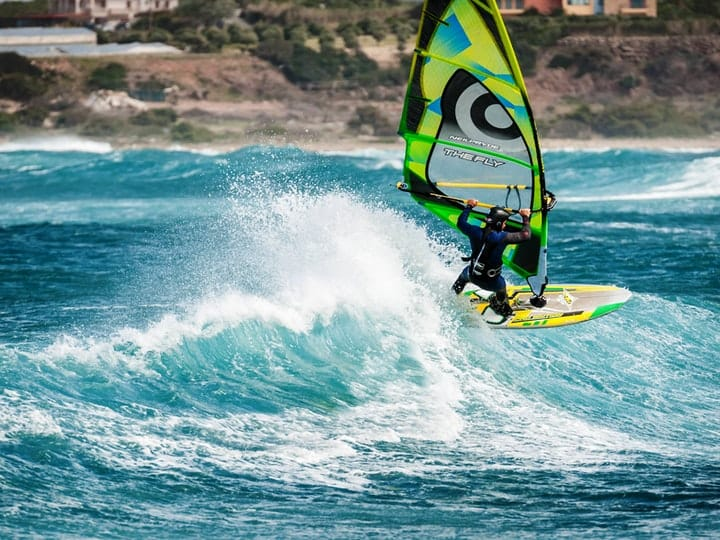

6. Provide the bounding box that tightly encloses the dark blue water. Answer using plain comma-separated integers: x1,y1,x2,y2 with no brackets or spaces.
1,137,719,538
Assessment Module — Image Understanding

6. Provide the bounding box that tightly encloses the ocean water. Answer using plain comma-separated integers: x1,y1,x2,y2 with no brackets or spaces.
1,137,718,538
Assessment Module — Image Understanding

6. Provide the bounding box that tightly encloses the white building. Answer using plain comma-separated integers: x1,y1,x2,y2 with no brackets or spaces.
48,0,179,23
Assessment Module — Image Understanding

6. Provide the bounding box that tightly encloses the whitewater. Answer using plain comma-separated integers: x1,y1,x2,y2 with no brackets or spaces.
1,139,718,538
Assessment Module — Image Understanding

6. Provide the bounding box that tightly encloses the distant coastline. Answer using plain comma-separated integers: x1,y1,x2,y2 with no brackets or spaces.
3,131,720,155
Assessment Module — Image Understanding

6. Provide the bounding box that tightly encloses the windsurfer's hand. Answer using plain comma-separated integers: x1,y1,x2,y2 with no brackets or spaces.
518,208,531,218
466,199,478,208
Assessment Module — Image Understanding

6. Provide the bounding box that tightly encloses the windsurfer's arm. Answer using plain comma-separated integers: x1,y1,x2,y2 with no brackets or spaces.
504,208,531,243
456,200,477,235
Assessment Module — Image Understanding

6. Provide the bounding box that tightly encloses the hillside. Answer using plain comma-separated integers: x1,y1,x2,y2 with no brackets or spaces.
2,29,720,148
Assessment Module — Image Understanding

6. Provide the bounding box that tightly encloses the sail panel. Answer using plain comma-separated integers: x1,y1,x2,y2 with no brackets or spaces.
398,0,548,293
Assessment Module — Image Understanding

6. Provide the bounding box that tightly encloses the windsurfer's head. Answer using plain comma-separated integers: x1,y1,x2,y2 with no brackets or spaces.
486,206,510,231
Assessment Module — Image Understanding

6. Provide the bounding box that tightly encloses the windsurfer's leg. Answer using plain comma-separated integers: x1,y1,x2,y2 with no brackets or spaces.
452,267,470,294
488,278,513,317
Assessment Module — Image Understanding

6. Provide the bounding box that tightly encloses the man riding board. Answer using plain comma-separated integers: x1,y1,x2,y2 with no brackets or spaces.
452,200,531,317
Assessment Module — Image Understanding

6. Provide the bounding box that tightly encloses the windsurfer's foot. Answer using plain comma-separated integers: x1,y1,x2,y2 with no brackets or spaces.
452,277,467,295
489,294,513,318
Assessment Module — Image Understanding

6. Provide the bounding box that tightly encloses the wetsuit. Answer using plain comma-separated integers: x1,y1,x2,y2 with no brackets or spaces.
452,204,530,314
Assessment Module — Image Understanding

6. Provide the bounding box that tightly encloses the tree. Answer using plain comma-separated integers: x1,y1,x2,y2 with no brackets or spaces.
87,63,127,91
176,0,236,27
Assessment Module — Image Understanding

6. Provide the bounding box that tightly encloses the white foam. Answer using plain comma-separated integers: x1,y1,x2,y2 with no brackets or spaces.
314,147,404,170
564,155,720,203
0,135,113,154
14,190,468,486
0,389,64,441
164,144,224,156
18,186,702,481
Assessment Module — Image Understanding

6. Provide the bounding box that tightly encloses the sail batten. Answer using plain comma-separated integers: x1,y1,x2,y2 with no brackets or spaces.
436,182,529,189
398,0,550,296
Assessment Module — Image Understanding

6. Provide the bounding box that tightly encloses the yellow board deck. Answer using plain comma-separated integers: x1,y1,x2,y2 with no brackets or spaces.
464,284,632,329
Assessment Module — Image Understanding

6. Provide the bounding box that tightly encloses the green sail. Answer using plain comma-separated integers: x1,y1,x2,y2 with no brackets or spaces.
398,0,552,296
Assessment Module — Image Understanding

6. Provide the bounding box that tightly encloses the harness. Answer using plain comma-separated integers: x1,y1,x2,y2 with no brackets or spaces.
468,226,502,279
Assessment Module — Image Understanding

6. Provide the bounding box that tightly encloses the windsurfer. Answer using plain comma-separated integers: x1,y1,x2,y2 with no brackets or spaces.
452,201,531,318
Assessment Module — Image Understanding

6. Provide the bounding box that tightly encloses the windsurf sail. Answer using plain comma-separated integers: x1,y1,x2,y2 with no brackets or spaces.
398,0,555,297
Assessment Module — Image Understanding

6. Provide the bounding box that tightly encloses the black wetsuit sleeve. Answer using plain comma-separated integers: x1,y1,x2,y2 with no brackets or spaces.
504,216,531,244
456,205,474,236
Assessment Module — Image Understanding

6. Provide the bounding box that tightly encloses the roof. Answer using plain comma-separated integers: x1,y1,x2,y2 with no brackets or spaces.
0,26,95,41
0,41,183,57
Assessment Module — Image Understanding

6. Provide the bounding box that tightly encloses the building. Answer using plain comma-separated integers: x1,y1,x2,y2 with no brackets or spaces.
498,0,560,16
47,0,179,24
563,0,656,17
498,0,656,17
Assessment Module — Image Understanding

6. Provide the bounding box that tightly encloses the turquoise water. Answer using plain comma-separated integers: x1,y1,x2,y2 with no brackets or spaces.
1,138,719,538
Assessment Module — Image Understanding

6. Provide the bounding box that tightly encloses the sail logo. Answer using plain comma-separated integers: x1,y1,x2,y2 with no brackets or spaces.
442,148,505,168
558,289,577,308
448,135,500,151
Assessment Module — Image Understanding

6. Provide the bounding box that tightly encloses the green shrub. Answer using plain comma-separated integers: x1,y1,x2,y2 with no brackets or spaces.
389,18,415,44
566,104,594,125
621,18,668,35
341,50,380,81
348,105,395,136
548,53,573,69
95,29,111,44
147,28,173,43
337,22,360,48
246,123,287,136
596,116,648,137
175,0,236,27
131,108,178,126
0,111,15,132
117,31,146,43
572,48,613,78
559,101,712,138
514,42,538,76
285,23,308,43
0,72,47,101
286,43,339,83
54,107,87,128
306,22,325,37
174,28,211,52
15,105,47,127
87,62,128,91
257,35,398,88
170,121,214,142
135,77,168,93
228,25,259,49
617,74,640,93
80,116,124,136
0,52,42,76
358,18,389,41
257,24,284,42
130,80,169,102
507,17,563,47
204,27,230,50
318,30,336,50
255,38,294,67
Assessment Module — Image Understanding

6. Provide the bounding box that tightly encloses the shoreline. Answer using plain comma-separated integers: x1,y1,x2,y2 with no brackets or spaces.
2,131,720,154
